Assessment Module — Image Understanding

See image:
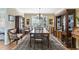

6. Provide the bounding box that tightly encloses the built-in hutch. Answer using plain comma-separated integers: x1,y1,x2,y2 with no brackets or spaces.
54,9,76,48
15,16,25,33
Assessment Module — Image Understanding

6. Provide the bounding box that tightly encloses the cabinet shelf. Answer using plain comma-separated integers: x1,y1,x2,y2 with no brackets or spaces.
53,9,76,48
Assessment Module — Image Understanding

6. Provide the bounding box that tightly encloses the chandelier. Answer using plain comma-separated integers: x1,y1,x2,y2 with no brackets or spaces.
38,8,43,20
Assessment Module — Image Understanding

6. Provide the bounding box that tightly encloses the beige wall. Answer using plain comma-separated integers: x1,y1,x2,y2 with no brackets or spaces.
76,9,79,16
24,13,54,27
24,14,33,27
75,9,79,48
47,15,54,27
76,9,79,27
76,39,79,49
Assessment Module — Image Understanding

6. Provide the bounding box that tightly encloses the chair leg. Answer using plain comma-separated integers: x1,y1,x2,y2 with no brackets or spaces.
41,41,43,49
34,40,36,49
48,37,49,48
30,38,31,47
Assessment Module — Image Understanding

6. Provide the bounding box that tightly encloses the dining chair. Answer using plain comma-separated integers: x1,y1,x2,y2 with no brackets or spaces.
24,26,30,34
8,29,19,44
34,27,43,49
8,28,23,44
30,33,35,47
42,33,49,48
30,27,35,47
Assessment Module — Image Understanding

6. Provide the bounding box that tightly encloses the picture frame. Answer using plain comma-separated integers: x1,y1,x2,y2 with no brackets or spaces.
27,19,30,25
76,16,79,27
8,15,15,22
49,19,53,24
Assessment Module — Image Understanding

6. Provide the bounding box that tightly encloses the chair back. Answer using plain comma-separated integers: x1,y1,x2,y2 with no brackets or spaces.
34,27,43,39
8,28,17,40
34,27,43,33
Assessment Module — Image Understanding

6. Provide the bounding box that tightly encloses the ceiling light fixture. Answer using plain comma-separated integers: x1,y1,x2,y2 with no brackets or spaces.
38,8,43,20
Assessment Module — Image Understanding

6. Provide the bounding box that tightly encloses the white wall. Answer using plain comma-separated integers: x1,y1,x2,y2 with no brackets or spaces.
0,8,5,40
0,8,24,45
7,8,24,29
7,8,24,16
0,8,8,45
4,8,24,45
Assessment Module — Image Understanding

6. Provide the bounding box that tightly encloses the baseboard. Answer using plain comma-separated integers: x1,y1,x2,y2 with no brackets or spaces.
4,41,10,45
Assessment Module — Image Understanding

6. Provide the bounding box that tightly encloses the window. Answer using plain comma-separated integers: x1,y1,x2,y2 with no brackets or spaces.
30,15,48,28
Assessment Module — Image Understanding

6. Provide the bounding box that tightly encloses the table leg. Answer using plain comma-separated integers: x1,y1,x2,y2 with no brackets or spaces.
48,34,50,48
34,39,35,49
30,35,31,47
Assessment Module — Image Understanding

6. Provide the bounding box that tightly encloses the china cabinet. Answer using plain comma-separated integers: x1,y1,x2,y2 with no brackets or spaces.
54,9,76,48
15,16,25,33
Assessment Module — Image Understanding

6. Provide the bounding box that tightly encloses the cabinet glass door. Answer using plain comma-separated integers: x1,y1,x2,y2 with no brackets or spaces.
57,17,62,31
68,15,74,32
62,16,66,32
19,17,24,31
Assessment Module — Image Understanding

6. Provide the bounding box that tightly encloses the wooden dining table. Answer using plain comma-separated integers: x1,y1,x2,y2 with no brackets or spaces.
30,28,50,48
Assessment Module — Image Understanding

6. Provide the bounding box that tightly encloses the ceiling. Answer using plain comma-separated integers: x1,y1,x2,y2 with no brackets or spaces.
16,8,65,14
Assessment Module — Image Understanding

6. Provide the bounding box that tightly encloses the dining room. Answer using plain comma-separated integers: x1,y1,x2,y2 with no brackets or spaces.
0,0,79,59
14,8,66,50
0,8,68,50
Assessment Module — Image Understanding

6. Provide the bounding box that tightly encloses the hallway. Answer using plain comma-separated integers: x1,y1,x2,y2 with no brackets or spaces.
15,34,67,50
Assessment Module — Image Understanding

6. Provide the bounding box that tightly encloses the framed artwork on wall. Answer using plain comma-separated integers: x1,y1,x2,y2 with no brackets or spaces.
27,19,30,25
76,16,79,27
8,15,15,22
49,19,53,25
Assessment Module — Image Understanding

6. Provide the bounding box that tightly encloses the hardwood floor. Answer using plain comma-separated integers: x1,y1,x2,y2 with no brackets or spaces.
0,34,67,50
15,34,67,50
0,40,20,50
0,35,28,50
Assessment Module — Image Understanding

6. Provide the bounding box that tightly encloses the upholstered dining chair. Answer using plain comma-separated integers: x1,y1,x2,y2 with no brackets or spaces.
8,28,22,44
34,27,43,49
30,33,35,47
42,33,49,48
24,26,30,34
